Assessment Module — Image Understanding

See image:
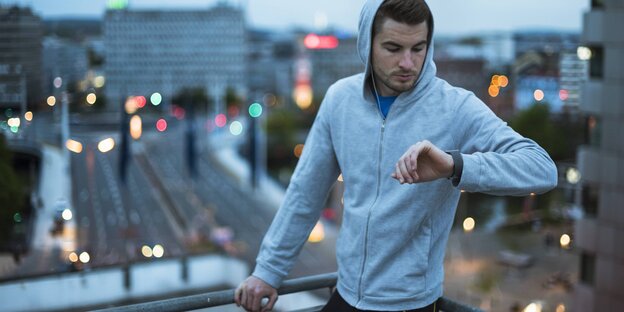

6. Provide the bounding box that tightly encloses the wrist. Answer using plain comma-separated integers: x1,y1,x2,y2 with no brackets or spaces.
445,150,463,186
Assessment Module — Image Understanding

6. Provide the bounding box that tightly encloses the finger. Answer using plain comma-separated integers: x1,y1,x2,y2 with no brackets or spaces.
251,293,262,312
235,287,241,306
262,293,278,312
402,156,414,182
395,164,404,183
241,288,249,310
398,158,413,183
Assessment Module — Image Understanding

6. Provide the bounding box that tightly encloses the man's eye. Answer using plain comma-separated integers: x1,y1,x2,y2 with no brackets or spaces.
386,47,399,52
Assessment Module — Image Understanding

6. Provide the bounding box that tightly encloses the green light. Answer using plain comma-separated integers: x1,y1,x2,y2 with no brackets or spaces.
10,126,18,133
13,213,21,223
107,0,128,10
5,108,12,118
249,103,263,118
0,121,7,130
150,92,162,106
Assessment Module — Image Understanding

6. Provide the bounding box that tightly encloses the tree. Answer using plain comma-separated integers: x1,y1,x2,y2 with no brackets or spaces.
510,102,567,161
0,135,24,243
172,87,211,113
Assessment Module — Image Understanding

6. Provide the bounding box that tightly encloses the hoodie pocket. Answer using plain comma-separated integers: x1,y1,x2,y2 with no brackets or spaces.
364,217,432,297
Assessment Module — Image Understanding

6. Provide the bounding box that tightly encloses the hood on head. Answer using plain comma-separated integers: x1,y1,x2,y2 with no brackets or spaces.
356,0,437,98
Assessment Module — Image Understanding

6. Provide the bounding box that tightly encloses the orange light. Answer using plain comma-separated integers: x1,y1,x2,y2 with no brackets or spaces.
534,89,545,101
294,144,304,158
66,139,83,154
294,84,313,109
130,115,142,140
491,75,500,87
488,85,500,97
498,75,509,88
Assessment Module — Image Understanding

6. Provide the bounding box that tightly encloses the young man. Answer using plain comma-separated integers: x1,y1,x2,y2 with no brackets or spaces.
235,0,558,311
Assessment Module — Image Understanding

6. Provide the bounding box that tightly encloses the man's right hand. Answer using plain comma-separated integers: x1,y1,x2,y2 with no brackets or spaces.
234,275,278,312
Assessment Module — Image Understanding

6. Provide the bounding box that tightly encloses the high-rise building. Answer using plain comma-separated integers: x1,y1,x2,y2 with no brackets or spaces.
42,37,89,96
513,31,580,112
104,3,246,111
574,0,624,310
559,52,588,111
0,6,43,111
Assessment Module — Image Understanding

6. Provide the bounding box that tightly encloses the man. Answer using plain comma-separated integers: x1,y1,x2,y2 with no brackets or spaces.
235,0,558,311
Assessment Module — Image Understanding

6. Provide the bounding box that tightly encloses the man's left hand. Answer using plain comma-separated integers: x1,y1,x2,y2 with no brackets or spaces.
391,140,454,184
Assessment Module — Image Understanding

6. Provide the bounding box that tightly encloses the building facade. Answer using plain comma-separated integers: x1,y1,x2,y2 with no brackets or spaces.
104,3,246,112
42,37,89,96
574,0,624,310
0,6,43,111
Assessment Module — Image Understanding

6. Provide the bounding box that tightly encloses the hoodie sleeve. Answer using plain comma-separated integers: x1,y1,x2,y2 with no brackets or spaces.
252,87,340,288
453,94,558,196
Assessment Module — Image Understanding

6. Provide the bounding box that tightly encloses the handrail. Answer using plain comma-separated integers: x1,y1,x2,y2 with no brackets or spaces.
95,272,483,312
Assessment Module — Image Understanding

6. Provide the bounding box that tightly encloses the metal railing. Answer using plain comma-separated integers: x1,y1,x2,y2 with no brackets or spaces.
95,272,483,312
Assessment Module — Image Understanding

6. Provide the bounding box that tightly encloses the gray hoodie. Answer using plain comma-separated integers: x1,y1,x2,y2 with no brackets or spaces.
253,0,558,310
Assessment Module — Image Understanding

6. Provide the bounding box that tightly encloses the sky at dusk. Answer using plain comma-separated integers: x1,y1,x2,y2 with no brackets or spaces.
1,0,589,36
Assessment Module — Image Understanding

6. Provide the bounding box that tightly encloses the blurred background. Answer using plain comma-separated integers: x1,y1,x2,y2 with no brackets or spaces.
0,0,621,311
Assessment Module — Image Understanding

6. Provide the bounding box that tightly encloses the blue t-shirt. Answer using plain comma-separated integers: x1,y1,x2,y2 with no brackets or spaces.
378,95,397,118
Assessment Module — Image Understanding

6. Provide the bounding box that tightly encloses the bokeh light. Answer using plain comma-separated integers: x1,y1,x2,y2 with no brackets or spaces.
68,252,78,263
47,96,56,106
229,121,243,136
294,144,304,158
249,103,263,118
463,217,475,232
215,114,227,128
150,92,162,106
156,118,167,132
533,89,545,101
142,245,153,258
62,209,73,221
559,89,569,101
86,93,97,105
152,244,164,258
577,46,592,61
79,252,90,264
65,139,83,154
560,234,571,249
308,221,325,243
24,111,33,121
488,85,499,97
130,115,142,140
53,77,62,89
98,138,115,153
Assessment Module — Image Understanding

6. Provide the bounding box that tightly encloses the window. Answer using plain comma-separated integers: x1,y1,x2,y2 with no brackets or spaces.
580,252,596,285
591,0,604,9
585,115,601,147
589,46,604,78
581,184,599,217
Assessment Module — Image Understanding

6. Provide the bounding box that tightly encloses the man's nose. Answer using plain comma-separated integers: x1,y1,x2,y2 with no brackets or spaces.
398,51,414,69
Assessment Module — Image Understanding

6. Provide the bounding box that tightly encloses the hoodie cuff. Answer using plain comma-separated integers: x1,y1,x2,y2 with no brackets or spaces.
252,263,284,289
457,153,481,191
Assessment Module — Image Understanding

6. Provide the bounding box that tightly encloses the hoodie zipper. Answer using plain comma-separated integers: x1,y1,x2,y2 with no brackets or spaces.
356,100,387,305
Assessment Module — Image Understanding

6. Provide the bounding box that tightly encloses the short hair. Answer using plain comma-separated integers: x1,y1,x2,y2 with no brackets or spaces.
372,0,433,43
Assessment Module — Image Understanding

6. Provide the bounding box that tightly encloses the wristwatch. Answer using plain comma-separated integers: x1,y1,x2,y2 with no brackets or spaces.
445,150,463,187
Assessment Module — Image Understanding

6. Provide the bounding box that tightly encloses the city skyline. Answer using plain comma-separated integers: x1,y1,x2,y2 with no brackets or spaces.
2,0,589,35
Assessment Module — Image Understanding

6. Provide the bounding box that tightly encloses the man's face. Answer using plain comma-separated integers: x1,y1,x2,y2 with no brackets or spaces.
371,19,428,97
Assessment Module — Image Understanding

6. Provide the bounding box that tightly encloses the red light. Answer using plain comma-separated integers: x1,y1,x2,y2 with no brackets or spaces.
156,118,167,132
304,34,339,49
215,114,227,128
136,96,147,108
172,106,185,120
228,106,240,117
559,89,569,101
